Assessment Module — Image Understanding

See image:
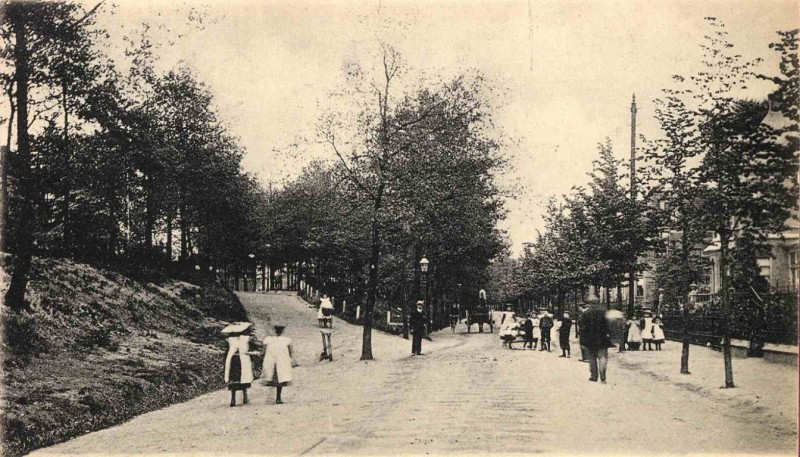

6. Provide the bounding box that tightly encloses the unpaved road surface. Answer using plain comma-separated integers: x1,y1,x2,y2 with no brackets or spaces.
33,292,797,456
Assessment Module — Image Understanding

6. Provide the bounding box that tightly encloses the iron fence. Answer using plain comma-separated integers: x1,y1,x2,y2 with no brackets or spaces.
661,290,797,347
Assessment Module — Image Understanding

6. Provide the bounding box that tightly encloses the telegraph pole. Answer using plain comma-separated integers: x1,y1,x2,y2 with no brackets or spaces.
627,94,637,319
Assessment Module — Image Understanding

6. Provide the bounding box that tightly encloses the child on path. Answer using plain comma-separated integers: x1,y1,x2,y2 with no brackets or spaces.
523,314,535,349
262,325,295,404
652,315,666,350
626,317,642,350
224,323,257,407
641,313,654,351
531,313,541,350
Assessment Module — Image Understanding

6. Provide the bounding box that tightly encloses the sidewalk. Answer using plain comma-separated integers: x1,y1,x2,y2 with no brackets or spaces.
611,339,798,436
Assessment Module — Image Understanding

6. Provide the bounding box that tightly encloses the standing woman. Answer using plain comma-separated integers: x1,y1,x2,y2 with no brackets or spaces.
641,312,654,351
626,316,642,350
262,325,295,404
652,315,666,350
223,323,256,407
531,312,541,350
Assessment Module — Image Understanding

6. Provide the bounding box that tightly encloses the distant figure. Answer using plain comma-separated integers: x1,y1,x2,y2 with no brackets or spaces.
531,313,541,350
262,325,295,404
652,315,666,350
539,311,554,352
449,302,460,332
499,316,520,349
641,313,654,351
318,295,334,328
410,301,426,355
578,304,612,383
626,316,642,351
224,323,256,407
558,312,573,358
522,314,535,349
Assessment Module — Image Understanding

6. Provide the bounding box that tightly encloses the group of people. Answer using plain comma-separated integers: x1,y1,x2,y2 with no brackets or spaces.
498,310,573,357
495,304,668,384
623,311,666,351
223,323,296,406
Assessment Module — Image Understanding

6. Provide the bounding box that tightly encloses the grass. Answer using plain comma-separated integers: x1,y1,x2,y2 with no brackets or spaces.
1,257,247,457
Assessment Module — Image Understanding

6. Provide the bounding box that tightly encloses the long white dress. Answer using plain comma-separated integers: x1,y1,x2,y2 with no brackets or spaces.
641,317,654,341
532,318,541,339
652,321,666,342
627,320,643,343
224,335,254,385
263,335,293,385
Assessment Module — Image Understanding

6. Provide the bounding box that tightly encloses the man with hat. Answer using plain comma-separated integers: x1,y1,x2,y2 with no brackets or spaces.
539,309,554,352
409,301,427,355
578,302,612,383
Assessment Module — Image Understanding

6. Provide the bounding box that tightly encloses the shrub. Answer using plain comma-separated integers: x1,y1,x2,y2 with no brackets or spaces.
3,313,49,364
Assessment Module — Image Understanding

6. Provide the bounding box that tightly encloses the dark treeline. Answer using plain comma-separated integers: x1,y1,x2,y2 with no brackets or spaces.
1,2,511,361
1,2,263,311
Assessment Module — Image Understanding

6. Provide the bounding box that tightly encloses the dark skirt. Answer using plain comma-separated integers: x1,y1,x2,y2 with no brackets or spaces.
227,354,251,390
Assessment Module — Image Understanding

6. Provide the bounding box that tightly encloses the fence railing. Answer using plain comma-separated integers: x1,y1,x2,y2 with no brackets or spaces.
661,290,797,347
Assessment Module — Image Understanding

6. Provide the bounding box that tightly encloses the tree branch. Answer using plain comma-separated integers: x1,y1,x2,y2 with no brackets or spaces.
326,134,376,200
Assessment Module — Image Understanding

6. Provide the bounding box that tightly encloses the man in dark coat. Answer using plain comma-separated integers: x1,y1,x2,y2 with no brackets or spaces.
578,304,612,383
409,301,426,356
558,312,573,358
539,311,554,351
522,314,535,349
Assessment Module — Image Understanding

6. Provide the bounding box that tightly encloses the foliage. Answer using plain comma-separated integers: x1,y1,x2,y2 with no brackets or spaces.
1,1,263,311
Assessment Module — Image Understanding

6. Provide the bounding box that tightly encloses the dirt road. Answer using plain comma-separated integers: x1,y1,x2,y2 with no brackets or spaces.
33,292,797,456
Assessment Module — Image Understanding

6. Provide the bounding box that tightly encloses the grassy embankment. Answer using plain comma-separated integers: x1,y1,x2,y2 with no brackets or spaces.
1,257,251,457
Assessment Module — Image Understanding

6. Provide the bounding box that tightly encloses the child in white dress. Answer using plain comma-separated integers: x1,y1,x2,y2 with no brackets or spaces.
262,325,295,404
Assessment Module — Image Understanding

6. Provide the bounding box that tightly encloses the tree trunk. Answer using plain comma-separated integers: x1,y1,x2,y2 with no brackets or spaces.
2,82,15,253
166,214,173,261
4,9,33,313
61,75,72,254
617,283,627,352
144,175,153,257
179,201,188,261
0,145,8,253
719,231,735,388
680,229,691,374
361,185,383,361
680,301,691,374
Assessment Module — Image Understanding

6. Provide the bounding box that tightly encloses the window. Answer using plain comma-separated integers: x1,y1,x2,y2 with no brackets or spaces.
757,258,772,286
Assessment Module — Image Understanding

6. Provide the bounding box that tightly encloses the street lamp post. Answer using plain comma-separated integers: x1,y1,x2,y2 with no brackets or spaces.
420,256,430,332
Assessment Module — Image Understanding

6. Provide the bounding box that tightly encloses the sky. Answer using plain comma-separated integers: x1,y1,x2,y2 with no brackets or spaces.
84,0,799,254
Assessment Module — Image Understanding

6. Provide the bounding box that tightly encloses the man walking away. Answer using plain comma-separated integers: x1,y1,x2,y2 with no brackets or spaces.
410,301,426,356
539,311,554,352
578,304,612,383
558,312,573,358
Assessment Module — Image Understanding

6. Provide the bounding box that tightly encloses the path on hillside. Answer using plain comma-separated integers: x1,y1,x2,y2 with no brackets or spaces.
34,292,797,456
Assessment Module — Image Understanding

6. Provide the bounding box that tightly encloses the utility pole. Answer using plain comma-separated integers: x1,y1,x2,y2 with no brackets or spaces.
628,94,637,319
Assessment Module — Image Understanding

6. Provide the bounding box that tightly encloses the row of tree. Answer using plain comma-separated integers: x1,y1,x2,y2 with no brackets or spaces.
259,47,509,360
490,20,798,387
1,1,511,362
2,2,264,311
